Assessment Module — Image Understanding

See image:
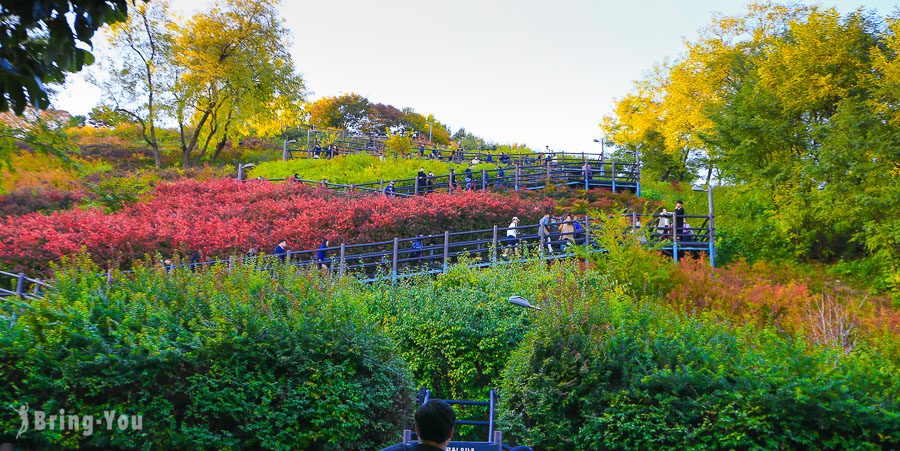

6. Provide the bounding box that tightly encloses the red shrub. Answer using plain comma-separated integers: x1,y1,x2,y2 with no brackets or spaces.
0,179,553,272
668,257,899,350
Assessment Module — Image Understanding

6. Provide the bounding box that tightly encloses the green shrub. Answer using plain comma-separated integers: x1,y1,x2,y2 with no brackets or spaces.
0,258,412,449
498,292,898,449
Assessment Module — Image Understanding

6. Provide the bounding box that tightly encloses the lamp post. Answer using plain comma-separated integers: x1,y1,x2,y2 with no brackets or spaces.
508,296,541,311
593,138,605,176
692,184,716,268
282,138,297,161
236,162,255,181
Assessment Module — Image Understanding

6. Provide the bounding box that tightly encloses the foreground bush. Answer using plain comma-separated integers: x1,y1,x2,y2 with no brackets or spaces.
0,178,553,272
366,259,606,401
0,259,412,449
499,291,898,449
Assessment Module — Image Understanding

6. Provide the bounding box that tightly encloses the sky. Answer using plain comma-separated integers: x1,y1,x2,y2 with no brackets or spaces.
54,0,898,153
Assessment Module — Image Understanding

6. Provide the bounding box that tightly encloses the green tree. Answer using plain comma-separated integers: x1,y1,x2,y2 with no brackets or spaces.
0,0,131,114
92,0,173,167
171,0,304,167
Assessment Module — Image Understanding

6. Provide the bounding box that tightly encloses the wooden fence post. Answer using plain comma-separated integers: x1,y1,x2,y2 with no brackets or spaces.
442,231,450,273
106,268,113,284
448,169,455,194
481,169,487,191
15,273,25,297
339,243,346,276
612,161,617,193
229,256,235,271
584,214,592,265
391,238,399,283
492,225,498,265
514,165,520,191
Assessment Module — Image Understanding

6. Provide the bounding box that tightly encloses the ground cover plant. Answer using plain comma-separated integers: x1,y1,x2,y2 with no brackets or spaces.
0,178,553,273
250,154,500,185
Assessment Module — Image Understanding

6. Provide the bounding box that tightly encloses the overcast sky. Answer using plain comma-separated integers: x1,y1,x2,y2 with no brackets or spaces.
54,0,897,153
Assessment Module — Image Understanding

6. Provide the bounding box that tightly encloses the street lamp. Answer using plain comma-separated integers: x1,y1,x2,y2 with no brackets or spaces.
282,139,297,161
236,162,255,181
691,184,716,268
593,138,605,176
508,296,541,311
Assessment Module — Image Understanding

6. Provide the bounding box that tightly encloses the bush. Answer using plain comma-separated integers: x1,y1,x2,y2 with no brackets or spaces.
0,178,553,273
0,186,85,216
0,259,412,449
499,291,899,449
365,259,603,401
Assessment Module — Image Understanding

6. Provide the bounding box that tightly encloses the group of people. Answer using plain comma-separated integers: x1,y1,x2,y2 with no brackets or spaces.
503,213,586,256
655,200,695,241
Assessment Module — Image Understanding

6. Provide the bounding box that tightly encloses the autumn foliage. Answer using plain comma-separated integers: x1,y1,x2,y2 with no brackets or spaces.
669,257,899,352
0,178,553,272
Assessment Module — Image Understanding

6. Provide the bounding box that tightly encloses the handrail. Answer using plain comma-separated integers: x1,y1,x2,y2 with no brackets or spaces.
2,212,712,299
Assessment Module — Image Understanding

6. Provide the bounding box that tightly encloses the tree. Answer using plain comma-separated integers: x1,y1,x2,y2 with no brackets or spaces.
170,0,304,167
0,0,131,114
0,109,78,170
93,0,173,167
602,3,900,272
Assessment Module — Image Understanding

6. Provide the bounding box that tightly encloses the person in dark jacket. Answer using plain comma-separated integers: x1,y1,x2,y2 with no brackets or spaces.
274,239,288,262
674,200,685,241
416,168,428,194
384,181,396,197
316,238,330,271
496,166,505,187
427,171,435,193
379,400,455,451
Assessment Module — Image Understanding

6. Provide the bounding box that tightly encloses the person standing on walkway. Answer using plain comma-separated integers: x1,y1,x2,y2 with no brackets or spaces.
674,200,685,241
558,214,576,251
504,216,520,257
384,181,395,197
316,238,330,273
427,171,435,193
274,239,288,263
417,167,428,194
496,166,505,188
538,214,553,254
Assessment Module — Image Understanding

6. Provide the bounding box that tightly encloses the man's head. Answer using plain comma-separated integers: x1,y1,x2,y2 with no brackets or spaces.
676,200,683,208
415,400,455,445
278,239,287,247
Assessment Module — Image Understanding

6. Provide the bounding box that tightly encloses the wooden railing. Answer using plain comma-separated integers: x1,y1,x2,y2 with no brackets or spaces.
0,215,712,299
265,161,640,196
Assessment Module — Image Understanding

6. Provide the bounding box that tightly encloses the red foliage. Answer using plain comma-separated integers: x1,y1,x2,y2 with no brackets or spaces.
669,257,899,350
0,179,553,272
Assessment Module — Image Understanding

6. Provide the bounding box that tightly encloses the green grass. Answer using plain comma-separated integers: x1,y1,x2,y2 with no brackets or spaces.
249,154,501,185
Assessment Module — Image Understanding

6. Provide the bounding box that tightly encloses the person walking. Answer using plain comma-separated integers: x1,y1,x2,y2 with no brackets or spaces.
538,214,553,254
427,171,435,193
274,239,288,263
558,214,576,251
464,165,473,191
496,166,505,188
417,167,428,194
504,216,520,258
384,181,396,197
316,238,330,273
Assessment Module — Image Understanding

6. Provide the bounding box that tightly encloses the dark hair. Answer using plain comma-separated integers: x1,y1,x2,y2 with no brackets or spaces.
676,200,683,204
278,239,287,245
415,400,455,443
